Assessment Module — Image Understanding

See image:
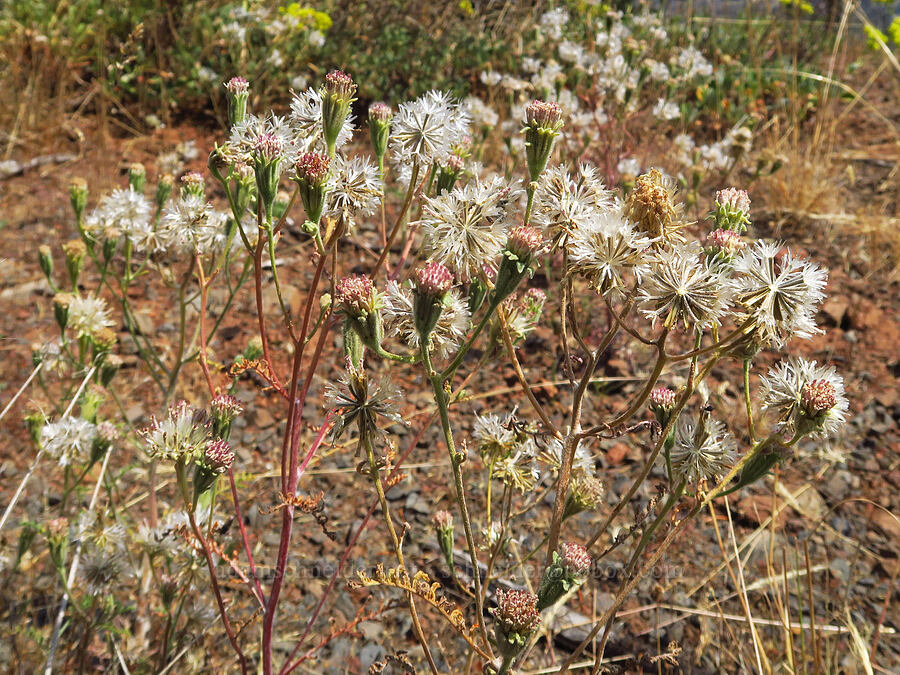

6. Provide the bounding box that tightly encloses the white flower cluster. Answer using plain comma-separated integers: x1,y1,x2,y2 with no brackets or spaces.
761,357,848,439
473,412,595,491
673,126,753,173
40,417,97,467
417,174,518,280
390,90,472,168
473,7,743,179
67,294,114,338
83,184,231,257
382,280,469,358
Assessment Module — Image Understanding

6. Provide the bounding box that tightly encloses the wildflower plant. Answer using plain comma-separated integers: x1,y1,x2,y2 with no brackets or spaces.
5,55,850,674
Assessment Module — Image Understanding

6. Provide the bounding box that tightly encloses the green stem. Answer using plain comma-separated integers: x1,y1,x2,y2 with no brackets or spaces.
743,358,756,441
497,652,516,675
441,300,498,380
422,344,493,656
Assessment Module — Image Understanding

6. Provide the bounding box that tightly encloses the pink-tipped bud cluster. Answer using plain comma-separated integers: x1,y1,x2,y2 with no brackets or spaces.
716,187,751,215
294,152,330,184
559,542,592,578
368,102,392,122
324,70,356,98
707,228,745,256
211,394,244,423
650,387,676,410
572,475,605,510
203,438,235,474
801,379,837,414
337,274,375,314
97,421,119,444
521,287,546,310
253,133,285,162
47,517,69,537
524,287,546,303
415,261,454,297
506,226,544,259
432,509,453,530
492,589,541,635
225,77,249,94
525,99,563,129
444,154,465,173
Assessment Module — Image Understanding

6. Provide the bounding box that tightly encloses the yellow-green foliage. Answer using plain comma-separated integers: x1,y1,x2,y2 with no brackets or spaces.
280,3,332,32
864,23,889,50
779,0,814,15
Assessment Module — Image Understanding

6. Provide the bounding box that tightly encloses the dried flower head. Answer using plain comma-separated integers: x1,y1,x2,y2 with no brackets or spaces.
568,210,650,296
505,287,546,341
324,155,383,229
325,366,404,441
96,421,119,445
40,417,98,467
670,414,736,485
390,91,471,166
382,280,469,358
625,169,685,242
83,186,153,245
81,548,126,594
67,294,114,338
532,164,616,251
492,448,539,492
567,474,605,514
418,174,514,280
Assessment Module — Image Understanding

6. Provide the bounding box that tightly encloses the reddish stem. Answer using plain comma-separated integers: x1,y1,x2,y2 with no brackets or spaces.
280,409,436,675
188,509,249,674
228,468,265,607
264,321,334,673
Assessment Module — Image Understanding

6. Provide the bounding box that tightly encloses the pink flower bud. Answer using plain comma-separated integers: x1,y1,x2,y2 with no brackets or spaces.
415,261,454,297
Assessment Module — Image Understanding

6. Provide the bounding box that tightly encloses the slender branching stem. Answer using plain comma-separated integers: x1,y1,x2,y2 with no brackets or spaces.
422,344,494,657
744,358,757,441
360,432,440,675
371,161,420,278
